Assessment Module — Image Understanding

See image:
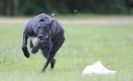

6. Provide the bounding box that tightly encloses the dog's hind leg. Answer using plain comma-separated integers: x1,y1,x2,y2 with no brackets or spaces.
50,58,56,69
22,33,30,58
42,31,65,72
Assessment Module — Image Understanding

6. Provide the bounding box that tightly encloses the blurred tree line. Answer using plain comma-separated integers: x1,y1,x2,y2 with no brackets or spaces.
0,0,133,16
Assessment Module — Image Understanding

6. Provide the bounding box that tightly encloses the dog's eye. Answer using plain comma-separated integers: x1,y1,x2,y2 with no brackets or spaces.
44,27,49,31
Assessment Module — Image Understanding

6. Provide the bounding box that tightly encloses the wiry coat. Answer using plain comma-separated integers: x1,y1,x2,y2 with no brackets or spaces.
22,13,65,72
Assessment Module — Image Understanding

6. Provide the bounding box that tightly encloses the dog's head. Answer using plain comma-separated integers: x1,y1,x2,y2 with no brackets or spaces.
36,19,53,46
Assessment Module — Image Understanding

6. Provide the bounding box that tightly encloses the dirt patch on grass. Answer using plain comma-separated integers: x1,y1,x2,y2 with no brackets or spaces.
0,17,133,25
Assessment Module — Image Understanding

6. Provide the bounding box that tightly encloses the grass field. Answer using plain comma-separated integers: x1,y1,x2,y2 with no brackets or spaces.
0,16,133,81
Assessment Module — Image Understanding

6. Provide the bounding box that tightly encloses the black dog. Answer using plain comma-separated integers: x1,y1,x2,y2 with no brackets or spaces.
22,13,65,72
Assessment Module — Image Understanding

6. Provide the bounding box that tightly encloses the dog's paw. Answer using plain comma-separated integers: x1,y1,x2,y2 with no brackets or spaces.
22,47,30,58
24,51,30,58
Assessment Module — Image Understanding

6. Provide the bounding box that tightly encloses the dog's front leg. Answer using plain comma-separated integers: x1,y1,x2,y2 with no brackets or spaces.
22,33,30,58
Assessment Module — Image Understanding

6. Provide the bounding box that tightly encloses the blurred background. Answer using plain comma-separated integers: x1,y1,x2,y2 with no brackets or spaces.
0,0,133,16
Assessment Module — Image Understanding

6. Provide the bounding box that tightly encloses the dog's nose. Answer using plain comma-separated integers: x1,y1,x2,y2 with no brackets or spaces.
38,36,43,40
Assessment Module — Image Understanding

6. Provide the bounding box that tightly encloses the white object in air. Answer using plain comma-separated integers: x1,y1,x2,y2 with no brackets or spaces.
30,37,38,46
82,61,117,76
51,13,55,16
73,10,78,13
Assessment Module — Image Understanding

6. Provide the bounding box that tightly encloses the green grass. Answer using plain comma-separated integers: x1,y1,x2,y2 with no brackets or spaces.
0,21,133,81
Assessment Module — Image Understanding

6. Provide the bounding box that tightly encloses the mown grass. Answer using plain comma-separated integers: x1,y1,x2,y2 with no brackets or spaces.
0,21,133,81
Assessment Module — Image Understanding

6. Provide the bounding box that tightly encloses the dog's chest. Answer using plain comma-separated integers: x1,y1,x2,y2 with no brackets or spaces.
30,37,38,46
